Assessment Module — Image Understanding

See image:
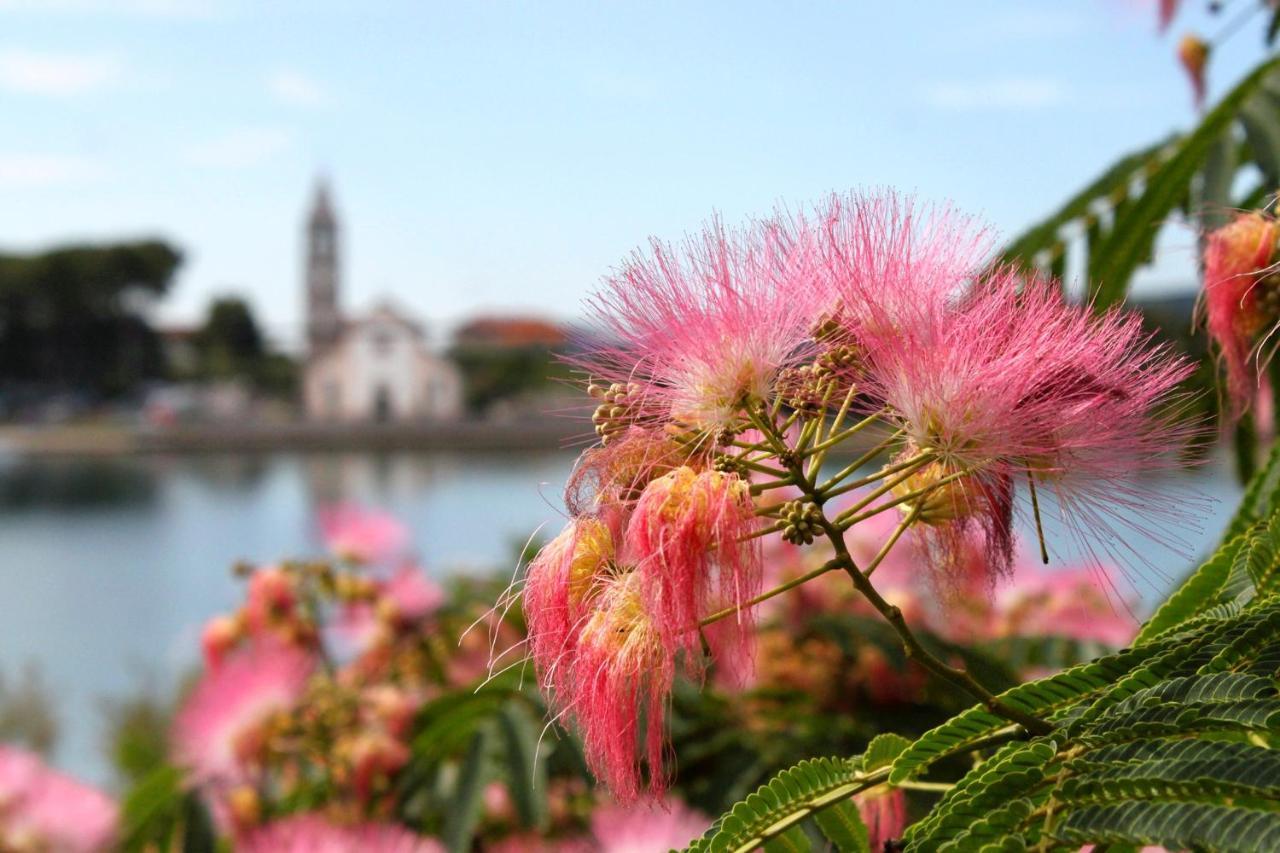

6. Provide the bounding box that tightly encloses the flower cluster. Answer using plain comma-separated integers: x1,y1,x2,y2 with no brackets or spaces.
523,190,1197,799
172,506,446,842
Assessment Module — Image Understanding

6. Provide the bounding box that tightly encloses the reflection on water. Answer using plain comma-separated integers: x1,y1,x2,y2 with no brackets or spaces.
0,450,575,784
0,449,1247,784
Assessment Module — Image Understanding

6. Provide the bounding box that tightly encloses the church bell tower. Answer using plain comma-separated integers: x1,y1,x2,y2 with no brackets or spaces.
305,179,342,352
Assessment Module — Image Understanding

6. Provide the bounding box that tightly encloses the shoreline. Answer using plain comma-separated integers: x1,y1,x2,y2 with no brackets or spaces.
0,418,592,457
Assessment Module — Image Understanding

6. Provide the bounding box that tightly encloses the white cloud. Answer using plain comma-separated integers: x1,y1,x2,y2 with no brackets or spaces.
921,77,1069,111
267,69,329,108
0,49,121,96
182,127,291,169
0,153,103,187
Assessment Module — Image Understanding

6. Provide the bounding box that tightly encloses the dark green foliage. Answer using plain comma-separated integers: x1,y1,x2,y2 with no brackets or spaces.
449,343,573,413
0,240,181,398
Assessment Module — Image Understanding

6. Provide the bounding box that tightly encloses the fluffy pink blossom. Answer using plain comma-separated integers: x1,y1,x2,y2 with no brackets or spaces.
173,644,314,785
626,466,762,666
855,271,1198,582
319,504,410,565
0,746,118,852
237,813,442,852
573,214,823,434
1202,211,1280,417
590,797,712,852
800,190,993,347
566,571,674,802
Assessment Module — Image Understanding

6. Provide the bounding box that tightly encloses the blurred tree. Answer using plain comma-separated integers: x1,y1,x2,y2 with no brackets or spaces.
196,296,265,378
0,240,182,399
190,294,297,396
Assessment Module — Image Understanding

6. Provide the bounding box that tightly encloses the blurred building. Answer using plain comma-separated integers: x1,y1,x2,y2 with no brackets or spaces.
300,181,462,422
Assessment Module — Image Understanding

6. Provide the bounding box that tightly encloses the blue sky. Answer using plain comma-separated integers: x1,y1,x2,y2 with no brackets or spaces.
0,1,1267,347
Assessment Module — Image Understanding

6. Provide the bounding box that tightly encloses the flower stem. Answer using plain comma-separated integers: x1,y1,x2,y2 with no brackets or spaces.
816,428,909,498
698,555,845,627
815,512,1054,736
833,465,968,530
751,407,1055,737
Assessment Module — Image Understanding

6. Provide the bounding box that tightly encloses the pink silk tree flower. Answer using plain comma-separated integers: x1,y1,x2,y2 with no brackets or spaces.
574,214,823,436
318,504,410,565
855,787,907,851
800,190,994,352
626,466,762,665
589,797,712,852
525,515,618,698
172,644,314,786
566,570,675,802
1202,211,1280,417
238,813,443,852
1178,33,1210,110
0,746,118,853
857,270,1198,584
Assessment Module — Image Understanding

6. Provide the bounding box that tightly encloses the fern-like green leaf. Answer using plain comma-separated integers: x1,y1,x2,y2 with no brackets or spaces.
1051,801,1280,851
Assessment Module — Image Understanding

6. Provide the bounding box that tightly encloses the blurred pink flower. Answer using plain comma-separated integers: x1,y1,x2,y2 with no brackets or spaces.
238,813,442,852
1202,211,1279,418
993,561,1138,648
0,745,118,852
590,798,712,852
173,644,314,784
855,788,907,851
319,504,410,565
381,565,445,622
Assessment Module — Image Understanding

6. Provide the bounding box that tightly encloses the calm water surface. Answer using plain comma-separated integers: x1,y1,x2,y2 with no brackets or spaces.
0,450,1246,784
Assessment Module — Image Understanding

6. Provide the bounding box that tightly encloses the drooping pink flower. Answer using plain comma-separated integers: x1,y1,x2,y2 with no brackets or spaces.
1202,211,1280,417
1178,33,1210,110
626,466,762,665
318,504,410,565
590,797,712,852
855,788,907,851
566,570,674,802
573,214,823,435
525,515,618,698
237,813,442,853
0,746,118,853
172,644,314,785
854,270,1199,583
1158,0,1180,31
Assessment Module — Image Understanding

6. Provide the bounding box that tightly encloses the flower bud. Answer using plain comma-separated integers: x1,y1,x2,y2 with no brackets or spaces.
1178,33,1209,108
200,613,242,669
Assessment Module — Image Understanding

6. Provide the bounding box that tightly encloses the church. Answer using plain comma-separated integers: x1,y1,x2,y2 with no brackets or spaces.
300,182,463,423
